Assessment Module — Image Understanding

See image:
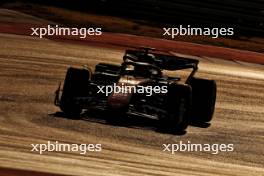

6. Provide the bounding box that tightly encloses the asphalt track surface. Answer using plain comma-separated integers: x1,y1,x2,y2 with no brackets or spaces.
0,10,264,176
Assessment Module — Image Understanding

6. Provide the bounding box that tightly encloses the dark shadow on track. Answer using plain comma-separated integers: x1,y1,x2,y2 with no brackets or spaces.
50,110,191,135
190,121,211,128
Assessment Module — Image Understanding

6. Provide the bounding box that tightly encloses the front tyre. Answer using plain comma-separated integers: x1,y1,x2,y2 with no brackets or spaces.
59,67,90,118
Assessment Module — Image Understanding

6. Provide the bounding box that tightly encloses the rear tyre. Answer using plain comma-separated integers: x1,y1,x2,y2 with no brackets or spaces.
159,84,192,133
189,77,217,123
60,67,90,118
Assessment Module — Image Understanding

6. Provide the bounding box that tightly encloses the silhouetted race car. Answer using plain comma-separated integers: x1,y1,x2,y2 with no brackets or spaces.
54,47,217,132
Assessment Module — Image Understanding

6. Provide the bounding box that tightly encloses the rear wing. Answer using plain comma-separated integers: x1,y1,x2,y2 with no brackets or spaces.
124,49,199,71
124,49,199,82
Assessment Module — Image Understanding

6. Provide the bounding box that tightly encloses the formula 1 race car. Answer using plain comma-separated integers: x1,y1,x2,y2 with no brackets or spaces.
54,47,217,132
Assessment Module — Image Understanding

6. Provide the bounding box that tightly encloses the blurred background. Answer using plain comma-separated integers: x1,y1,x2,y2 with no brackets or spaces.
1,0,263,52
